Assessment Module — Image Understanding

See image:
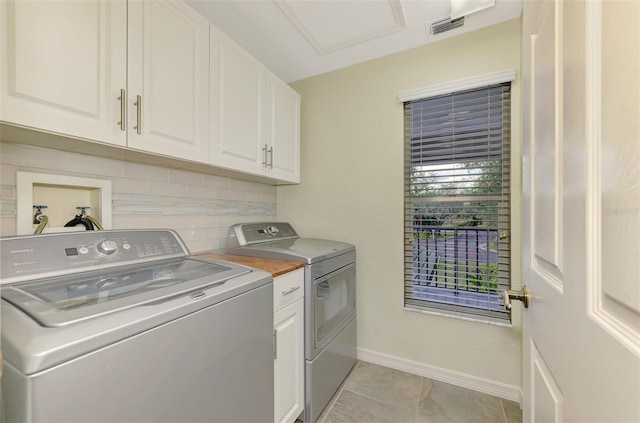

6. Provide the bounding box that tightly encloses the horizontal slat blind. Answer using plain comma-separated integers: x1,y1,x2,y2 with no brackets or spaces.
404,83,511,322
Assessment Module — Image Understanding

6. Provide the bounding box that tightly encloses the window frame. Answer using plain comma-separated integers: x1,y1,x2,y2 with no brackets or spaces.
400,70,516,324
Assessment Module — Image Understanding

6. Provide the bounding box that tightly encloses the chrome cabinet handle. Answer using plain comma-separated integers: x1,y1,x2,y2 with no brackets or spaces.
262,144,268,168
281,286,300,296
273,330,277,359
503,285,530,310
134,95,142,135
117,89,125,130
268,146,274,169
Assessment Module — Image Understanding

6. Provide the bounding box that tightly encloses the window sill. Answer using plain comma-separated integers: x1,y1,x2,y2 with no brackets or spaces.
404,305,513,328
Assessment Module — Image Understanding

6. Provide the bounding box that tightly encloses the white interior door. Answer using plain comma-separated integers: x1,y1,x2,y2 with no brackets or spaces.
522,0,640,421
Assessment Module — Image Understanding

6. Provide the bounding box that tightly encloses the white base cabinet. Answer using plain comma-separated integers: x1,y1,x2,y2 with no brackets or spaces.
273,269,305,423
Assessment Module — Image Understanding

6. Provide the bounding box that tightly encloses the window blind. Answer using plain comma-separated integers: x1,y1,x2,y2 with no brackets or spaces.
403,82,511,322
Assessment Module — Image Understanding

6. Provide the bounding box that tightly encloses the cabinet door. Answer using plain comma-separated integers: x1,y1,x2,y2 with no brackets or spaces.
210,30,266,176
0,0,127,146
274,298,305,423
266,73,300,183
127,0,209,162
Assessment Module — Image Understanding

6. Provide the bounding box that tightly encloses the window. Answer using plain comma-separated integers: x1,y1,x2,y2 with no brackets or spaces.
403,82,512,322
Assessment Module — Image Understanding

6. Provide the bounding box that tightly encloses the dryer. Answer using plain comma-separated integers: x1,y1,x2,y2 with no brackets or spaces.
227,222,357,423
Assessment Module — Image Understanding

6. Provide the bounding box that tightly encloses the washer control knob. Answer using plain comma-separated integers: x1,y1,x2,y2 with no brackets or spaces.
266,225,280,236
97,240,118,256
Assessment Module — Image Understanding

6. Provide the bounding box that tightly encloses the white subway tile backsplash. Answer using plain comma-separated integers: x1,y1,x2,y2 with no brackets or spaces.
205,226,228,239
1,143,61,169
188,185,219,199
60,152,124,177
242,191,262,202
111,178,148,195
175,227,208,242
169,169,205,186
185,215,219,228
148,181,189,197
187,238,220,253
1,164,19,185
252,183,277,195
112,215,190,229
229,179,255,192
219,189,244,201
123,162,170,182
204,174,232,189
261,191,277,203
1,218,17,237
1,143,277,250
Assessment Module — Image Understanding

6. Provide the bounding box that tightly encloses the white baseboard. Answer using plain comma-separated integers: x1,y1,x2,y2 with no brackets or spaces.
357,347,522,404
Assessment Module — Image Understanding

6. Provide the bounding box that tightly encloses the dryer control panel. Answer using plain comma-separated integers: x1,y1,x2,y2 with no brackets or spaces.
1,229,189,284
227,222,298,248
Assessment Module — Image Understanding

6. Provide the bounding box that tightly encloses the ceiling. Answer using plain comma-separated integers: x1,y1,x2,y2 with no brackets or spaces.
186,0,522,83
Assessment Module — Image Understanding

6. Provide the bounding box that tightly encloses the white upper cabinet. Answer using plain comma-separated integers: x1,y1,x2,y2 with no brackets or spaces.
1,0,299,183
127,0,209,162
266,74,300,183
0,0,127,146
210,27,266,175
211,27,300,183
1,0,209,161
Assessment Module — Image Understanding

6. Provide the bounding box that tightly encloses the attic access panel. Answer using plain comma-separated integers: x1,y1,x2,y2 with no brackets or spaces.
274,0,406,55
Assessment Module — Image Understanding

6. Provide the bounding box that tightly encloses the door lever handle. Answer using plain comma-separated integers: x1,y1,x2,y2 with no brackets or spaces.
503,285,530,310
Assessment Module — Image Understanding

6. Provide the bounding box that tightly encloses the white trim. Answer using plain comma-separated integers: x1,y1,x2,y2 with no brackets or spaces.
357,347,522,404
404,306,513,328
398,68,517,103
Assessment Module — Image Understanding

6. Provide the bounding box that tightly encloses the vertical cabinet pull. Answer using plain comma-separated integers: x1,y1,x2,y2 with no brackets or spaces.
268,146,274,169
262,144,268,168
134,95,142,135
117,89,126,130
273,329,277,359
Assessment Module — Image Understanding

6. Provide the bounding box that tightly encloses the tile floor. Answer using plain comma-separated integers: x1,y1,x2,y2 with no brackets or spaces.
314,361,522,423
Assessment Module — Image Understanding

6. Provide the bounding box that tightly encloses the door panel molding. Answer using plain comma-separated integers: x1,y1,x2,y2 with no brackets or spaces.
530,340,563,423
585,0,640,357
530,0,564,293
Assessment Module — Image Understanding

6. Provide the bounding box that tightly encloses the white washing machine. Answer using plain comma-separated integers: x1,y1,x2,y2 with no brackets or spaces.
1,229,274,423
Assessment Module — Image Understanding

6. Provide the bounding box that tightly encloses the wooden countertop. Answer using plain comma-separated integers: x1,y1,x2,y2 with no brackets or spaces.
197,252,304,278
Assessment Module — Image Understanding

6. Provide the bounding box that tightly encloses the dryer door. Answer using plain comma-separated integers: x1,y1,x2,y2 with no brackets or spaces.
312,263,356,354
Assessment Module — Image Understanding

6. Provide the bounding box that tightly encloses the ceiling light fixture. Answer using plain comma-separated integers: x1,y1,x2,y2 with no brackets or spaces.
450,0,495,19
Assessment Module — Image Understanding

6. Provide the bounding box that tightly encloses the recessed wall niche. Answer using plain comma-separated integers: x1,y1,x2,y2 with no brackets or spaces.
16,172,112,235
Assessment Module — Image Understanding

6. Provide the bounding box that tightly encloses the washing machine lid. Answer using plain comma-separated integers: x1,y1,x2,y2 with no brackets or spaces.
1,257,250,327
227,238,355,264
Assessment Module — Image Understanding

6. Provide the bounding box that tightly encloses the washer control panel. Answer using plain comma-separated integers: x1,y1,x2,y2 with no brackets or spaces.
1,230,189,284
96,239,119,256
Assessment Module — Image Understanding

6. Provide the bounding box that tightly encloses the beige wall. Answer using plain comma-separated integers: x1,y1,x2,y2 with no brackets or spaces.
278,19,523,388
